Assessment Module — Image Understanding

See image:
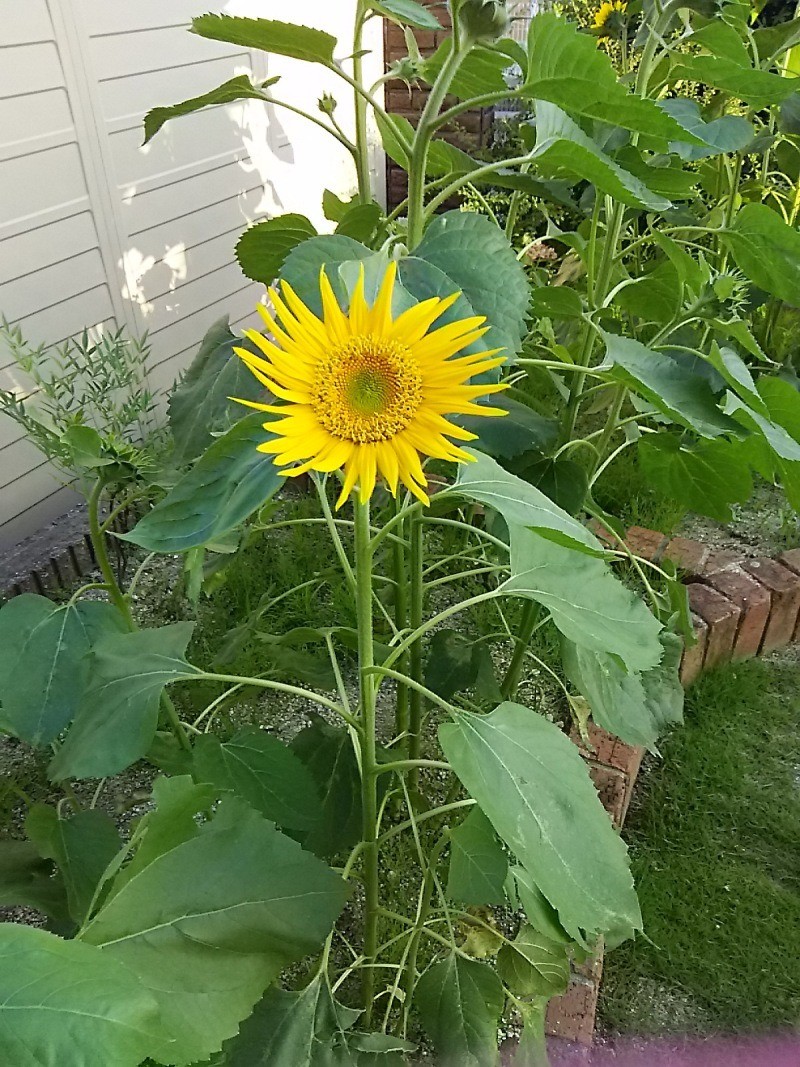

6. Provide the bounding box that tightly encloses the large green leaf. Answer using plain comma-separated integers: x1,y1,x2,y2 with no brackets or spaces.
421,39,511,99
80,787,349,1066
26,805,122,925
143,74,279,144
193,727,322,831
0,924,165,1067
167,318,267,466
413,211,531,360
439,703,642,945
562,631,684,750
447,806,508,906
496,924,570,998
122,413,283,553
0,840,68,920
660,97,755,160
731,395,800,511
0,596,123,747
449,449,602,554
503,526,663,673
457,395,559,459
638,434,753,522
416,954,505,1067
224,975,359,1065
531,103,671,211
49,623,198,781
280,234,374,315
722,204,800,306
192,14,337,65
289,716,362,858
523,14,704,143
370,0,441,29
599,332,743,438
235,213,318,286
671,54,799,108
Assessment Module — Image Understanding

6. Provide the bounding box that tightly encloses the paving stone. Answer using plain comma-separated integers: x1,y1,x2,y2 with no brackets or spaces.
625,526,668,562
742,558,800,651
686,584,740,668
545,979,598,1045
704,566,770,660
588,764,627,828
570,723,644,780
703,550,743,575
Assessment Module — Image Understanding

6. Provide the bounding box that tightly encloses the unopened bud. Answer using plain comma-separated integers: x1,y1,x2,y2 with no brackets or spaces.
318,92,337,116
453,0,510,43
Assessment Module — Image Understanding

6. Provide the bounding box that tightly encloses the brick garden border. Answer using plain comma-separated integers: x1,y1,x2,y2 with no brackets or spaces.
4,519,800,1051
544,527,800,1054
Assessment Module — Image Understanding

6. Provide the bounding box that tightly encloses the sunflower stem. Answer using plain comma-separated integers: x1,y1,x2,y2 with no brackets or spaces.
407,512,425,790
351,0,372,203
354,498,380,1021
392,503,410,746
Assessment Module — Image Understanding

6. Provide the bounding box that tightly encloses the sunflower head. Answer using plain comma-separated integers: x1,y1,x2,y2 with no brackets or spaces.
233,262,508,508
592,0,628,36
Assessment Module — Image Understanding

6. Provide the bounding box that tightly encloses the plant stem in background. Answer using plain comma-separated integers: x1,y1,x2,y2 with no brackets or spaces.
393,506,410,744
407,513,425,787
500,599,541,700
354,498,380,1019
351,0,372,203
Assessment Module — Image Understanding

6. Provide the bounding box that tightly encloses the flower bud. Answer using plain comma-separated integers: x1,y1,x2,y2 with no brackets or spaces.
453,0,510,44
318,92,337,116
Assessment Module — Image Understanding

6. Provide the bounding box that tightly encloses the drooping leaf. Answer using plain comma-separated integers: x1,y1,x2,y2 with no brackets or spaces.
671,53,799,108
289,716,362,858
523,14,705,143
562,631,684,750
167,318,268,466
660,97,755,160
424,630,478,702
80,792,349,1066
447,806,508,906
638,434,753,522
50,623,198,781
598,332,744,438
450,449,602,554
731,395,800,510
504,526,664,673
413,211,531,361
0,596,123,747
415,954,505,1067
122,413,283,553
457,395,559,460
235,213,318,286
370,0,442,28
510,866,573,945
0,924,166,1067
193,728,322,831
192,14,337,65
0,840,68,920
143,74,279,144
722,203,800,306
25,805,122,925
530,103,671,211
497,924,570,998
439,702,642,945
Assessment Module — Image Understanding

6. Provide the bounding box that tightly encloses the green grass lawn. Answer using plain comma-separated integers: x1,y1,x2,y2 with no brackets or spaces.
600,653,800,1036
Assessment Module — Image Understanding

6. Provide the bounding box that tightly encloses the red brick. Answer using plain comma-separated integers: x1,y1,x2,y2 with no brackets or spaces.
625,526,668,562
546,980,598,1045
778,548,800,576
686,584,740,668
704,566,770,660
680,613,708,686
587,519,616,546
742,558,800,651
663,536,709,577
570,723,644,779
588,765,627,828
703,550,742,575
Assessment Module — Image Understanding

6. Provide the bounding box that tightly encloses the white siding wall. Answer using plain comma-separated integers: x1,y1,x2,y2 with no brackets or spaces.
0,0,384,550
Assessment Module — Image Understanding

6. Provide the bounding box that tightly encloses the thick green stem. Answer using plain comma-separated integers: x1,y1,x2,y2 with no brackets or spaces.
406,37,469,247
500,600,540,701
354,499,380,1020
392,507,410,744
351,2,372,203
407,513,425,787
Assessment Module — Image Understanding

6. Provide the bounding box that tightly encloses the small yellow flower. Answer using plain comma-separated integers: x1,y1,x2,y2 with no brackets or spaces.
593,0,628,33
234,263,507,508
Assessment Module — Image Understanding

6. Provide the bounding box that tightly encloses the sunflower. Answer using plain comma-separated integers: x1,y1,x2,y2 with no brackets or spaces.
592,0,628,33
233,262,507,508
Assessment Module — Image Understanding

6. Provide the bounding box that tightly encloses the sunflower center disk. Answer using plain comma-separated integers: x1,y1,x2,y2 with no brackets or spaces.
312,334,423,444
